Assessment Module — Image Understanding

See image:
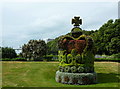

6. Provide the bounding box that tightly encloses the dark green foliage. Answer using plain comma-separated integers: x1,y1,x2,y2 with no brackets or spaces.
44,55,58,61
82,51,95,64
1,47,17,59
44,55,53,61
82,30,96,36
21,39,47,61
91,19,120,55
0,58,16,61
47,37,59,55
95,58,120,62
1,58,26,61
112,53,120,58
47,19,120,55
14,57,26,61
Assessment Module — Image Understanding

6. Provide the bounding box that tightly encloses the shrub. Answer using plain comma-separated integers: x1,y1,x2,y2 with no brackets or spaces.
1,58,26,61
1,47,17,59
95,58,120,62
33,57,43,61
112,53,120,58
0,58,16,61
15,57,27,61
44,55,53,61
52,55,58,61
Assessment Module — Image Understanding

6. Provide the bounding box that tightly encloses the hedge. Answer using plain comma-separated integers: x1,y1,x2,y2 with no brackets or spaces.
44,55,58,61
1,57,119,62
95,58,120,62
0,58,26,61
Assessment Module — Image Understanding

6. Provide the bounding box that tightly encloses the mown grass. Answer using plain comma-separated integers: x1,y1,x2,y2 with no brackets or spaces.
2,61,120,87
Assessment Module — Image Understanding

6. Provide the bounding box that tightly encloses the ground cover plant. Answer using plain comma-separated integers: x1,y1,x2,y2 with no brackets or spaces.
2,61,119,87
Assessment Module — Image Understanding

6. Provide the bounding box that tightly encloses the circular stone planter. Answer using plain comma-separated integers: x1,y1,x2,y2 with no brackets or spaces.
55,71,97,85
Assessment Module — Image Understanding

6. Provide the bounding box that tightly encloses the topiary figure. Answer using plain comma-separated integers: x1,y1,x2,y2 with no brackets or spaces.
56,16,97,85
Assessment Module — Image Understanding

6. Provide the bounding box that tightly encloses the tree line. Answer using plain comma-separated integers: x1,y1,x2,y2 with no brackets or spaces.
47,19,120,55
1,19,120,60
91,19,120,55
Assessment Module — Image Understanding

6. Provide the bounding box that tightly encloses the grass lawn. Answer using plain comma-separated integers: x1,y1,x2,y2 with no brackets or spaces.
2,61,120,87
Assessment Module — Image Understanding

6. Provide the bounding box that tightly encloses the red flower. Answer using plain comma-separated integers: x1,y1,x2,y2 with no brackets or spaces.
67,40,86,54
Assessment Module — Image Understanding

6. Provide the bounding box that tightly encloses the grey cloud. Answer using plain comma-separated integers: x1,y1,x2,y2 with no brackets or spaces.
2,2,118,48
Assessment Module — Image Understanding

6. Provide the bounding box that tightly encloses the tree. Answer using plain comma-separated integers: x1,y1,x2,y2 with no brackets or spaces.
91,19,120,55
46,37,59,55
1,47,17,59
108,37,120,54
22,39,47,61
47,19,120,55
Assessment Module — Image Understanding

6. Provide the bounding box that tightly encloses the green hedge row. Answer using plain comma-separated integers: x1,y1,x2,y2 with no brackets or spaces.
1,57,120,62
0,58,26,61
1,55,59,61
44,55,58,61
95,58,120,62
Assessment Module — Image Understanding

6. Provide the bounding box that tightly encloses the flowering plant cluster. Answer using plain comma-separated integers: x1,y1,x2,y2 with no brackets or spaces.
67,40,86,54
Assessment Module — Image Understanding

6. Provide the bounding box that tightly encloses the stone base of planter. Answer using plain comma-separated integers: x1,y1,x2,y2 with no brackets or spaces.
55,71,97,85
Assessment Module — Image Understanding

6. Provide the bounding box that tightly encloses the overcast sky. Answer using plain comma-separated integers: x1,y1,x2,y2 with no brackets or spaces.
1,1,118,49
